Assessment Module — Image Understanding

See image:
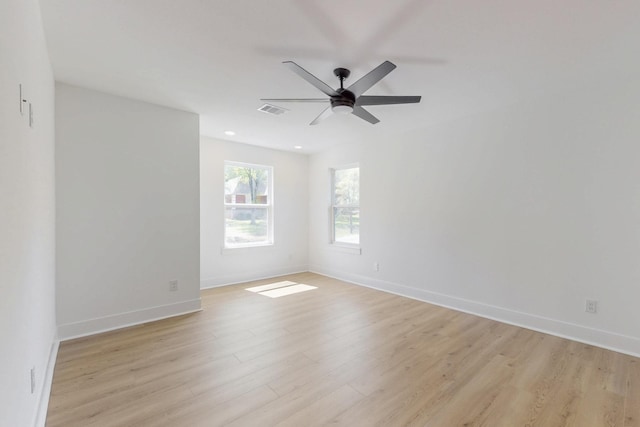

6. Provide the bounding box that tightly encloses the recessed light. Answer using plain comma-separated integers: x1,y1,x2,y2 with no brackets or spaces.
294,145,302,150
224,130,236,136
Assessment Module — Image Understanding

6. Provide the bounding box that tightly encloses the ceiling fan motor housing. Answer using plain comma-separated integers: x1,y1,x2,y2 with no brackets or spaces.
331,88,356,113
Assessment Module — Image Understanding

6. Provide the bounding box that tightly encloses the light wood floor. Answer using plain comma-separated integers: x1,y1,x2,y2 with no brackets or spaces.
47,272,639,426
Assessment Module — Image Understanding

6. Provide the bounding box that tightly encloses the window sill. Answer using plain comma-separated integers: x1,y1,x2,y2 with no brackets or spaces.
329,244,362,255
221,243,274,255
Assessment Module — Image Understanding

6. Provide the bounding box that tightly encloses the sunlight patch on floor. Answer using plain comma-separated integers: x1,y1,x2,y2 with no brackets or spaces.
246,281,317,298
245,281,297,293
258,284,317,298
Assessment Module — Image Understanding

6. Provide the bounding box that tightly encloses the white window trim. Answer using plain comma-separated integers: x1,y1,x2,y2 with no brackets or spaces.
330,163,360,249
224,161,274,249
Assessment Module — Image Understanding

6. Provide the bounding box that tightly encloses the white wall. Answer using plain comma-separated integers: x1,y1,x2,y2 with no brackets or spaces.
200,137,308,287
309,77,640,356
56,84,201,338
0,0,57,425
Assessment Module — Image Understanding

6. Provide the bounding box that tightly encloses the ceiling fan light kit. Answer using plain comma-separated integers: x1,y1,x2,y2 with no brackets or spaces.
261,60,421,125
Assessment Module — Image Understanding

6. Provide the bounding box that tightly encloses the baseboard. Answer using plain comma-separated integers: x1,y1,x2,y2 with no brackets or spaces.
34,337,59,427
57,298,202,341
309,265,640,358
200,265,308,289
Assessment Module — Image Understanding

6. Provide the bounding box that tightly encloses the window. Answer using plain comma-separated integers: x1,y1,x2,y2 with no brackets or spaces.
224,161,273,248
331,165,359,245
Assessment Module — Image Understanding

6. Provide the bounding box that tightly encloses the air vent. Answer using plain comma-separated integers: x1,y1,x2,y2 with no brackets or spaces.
258,103,288,116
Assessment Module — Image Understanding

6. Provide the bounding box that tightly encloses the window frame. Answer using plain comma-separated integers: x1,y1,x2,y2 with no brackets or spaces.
330,163,360,248
224,160,274,249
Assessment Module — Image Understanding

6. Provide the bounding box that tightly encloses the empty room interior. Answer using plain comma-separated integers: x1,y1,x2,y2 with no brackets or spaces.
2,0,640,426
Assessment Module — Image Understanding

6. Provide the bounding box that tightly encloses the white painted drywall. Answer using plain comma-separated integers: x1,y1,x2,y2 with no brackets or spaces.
0,0,57,425
55,84,201,338
309,77,640,356
200,137,308,287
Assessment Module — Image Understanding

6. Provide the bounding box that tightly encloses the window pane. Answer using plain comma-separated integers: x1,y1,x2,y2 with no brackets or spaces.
225,165,269,204
225,207,268,245
224,161,273,249
334,207,359,244
334,167,359,205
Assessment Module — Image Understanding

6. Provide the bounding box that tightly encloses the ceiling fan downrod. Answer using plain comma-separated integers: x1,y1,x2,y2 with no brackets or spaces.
333,67,350,89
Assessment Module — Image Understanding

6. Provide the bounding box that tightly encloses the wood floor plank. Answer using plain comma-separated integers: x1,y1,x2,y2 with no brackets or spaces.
626,358,640,427
227,353,378,426
274,384,365,427
46,272,640,426
163,384,279,427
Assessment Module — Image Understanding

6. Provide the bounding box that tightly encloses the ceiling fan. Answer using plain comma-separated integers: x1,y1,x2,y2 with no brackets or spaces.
261,60,421,125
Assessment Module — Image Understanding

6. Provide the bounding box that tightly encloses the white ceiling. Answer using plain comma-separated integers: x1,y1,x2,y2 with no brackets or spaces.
40,0,640,153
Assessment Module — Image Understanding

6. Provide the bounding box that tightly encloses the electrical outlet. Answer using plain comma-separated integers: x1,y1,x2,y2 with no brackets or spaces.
373,262,379,272
169,280,178,292
586,299,597,314
30,367,35,394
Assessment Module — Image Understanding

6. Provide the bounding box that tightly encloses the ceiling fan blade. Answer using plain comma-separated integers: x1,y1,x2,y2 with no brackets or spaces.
310,106,333,125
346,61,396,98
261,98,328,103
356,95,421,106
351,106,380,124
283,61,338,97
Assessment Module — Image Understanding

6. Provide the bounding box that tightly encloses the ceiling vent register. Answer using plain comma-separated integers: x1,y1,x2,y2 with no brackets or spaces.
258,103,288,115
